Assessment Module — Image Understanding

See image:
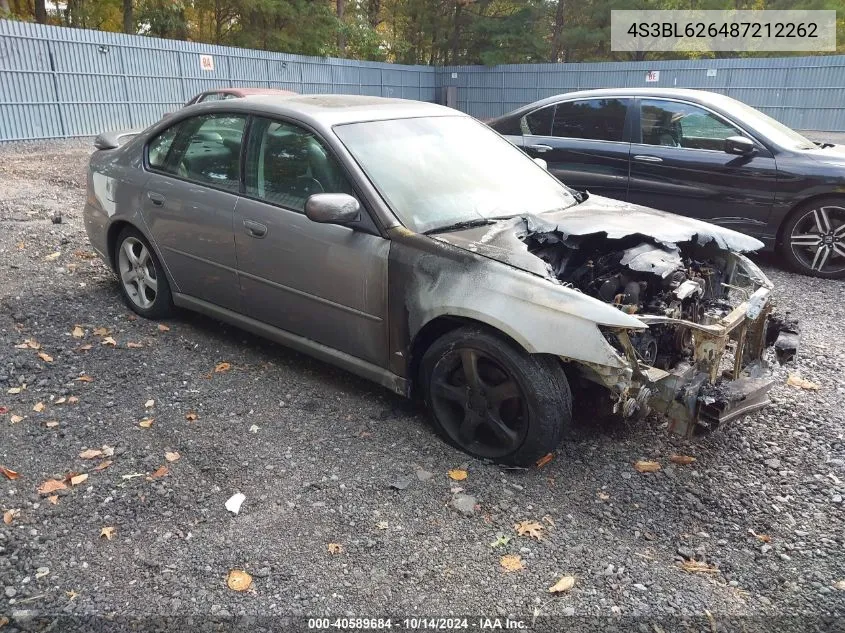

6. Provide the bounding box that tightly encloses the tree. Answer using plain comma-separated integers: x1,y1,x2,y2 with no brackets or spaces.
123,0,133,33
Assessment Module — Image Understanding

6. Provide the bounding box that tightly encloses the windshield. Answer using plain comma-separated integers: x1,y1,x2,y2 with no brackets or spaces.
716,96,816,150
334,116,577,233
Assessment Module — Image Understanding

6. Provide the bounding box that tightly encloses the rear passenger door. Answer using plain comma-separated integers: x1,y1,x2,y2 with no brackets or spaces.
521,97,632,201
142,112,246,312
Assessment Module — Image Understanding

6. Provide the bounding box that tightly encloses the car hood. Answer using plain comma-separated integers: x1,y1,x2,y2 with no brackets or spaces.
432,194,764,279
808,143,845,166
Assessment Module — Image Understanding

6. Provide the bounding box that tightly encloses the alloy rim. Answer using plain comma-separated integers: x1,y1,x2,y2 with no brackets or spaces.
118,237,158,309
429,347,528,459
789,205,845,274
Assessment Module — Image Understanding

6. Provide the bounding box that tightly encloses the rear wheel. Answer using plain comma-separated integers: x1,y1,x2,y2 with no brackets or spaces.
420,326,571,466
780,198,845,279
115,227,173,318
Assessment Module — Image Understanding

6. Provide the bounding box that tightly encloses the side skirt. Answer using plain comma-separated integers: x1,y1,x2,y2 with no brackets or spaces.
172,293,409,397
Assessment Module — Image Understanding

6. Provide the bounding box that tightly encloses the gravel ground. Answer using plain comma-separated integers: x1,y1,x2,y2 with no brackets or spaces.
0,139,844,630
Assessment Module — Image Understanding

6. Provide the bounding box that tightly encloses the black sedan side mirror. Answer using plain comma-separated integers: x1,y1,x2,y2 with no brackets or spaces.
305,193,361,226
725,136,755,156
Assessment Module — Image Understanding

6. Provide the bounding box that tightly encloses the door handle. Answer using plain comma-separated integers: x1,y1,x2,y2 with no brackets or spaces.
147,191,166,206
243,219,268,238
633,155,663,163
527,144,553,153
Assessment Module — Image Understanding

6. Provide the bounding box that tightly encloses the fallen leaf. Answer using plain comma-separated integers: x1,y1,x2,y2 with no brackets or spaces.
75,375,94,383
834,580,845,591
10,414,24,424
165,451,180,463
226,570,252,591
70,473,88,486
37,351,53,363
786,374,819,390
101,336,117,347
249,424,259,433
126,341,143,349
542,515,555,527
7,387,23,394
93,460,112,472
327,543,343,554
45,251,61,261
376,521,389,530
38,479,67,494
214,362,231,373
157,324,170,332
757,534,772,543
0,406,6,414
0,616,8,628
79,449,103,460
32,402,45,413
76,344,93,352
515,520,545,540
598,491,610,501
670,455,697,465
489,534,510,548
74,250,97,260
634,460,661,473
500,554,524,572
150,466,168,479
535,453,554,468
65,589,78,599
54,396,67,404
185,412,198,421
121,473,145,480
93,327,110,336
144,399,155,408
548,575,576,593
71,326,85,338
67,396,79,404
139,417,154,428
100,526,116,540
681,560,720,574
3,509,19,525
447,468,467,481
48,495,59,505
102,445,115,457
225,493,246,515
1,466,20,480
45,421,59,428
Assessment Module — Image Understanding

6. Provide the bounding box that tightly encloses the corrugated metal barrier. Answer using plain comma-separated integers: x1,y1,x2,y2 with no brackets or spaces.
2,19,845,141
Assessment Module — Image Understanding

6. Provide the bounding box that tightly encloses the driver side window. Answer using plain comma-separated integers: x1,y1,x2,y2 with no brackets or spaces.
244,117,354,212
640,99,741,151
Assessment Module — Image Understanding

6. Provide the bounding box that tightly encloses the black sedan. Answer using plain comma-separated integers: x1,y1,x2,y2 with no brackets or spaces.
489,88,845,278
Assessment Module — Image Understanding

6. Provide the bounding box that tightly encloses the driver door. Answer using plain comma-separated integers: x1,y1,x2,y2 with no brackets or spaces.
627,98,777,235
233,116,390,366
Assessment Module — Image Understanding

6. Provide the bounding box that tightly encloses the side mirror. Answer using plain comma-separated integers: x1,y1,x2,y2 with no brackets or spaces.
305,193,361,226
533,157,548,170
725,136,755,156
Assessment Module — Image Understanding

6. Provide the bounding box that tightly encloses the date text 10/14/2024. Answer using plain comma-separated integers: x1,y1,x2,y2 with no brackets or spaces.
307,618,527,630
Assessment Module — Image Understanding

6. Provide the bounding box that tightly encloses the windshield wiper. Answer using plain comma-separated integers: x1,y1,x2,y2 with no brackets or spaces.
424,218,504,235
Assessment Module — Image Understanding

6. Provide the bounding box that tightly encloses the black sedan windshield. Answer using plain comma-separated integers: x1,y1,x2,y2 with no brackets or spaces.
334,116,577,233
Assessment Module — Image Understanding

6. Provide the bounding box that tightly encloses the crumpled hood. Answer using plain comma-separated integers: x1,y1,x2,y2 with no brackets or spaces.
433,194,764,278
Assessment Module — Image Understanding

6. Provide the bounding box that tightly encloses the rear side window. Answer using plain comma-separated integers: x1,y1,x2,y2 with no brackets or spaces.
522,105,554,136
244,116,354,212
147,113,247,193
551,98,629,142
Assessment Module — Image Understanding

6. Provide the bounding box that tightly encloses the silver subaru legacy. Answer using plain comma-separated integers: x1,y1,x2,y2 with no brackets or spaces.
84,95,797,466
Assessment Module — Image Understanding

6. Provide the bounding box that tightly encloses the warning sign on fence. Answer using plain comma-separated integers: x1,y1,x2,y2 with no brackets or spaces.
200,54,215,71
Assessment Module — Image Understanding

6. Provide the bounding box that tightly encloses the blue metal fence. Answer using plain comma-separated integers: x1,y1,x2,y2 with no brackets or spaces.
2,19,845,141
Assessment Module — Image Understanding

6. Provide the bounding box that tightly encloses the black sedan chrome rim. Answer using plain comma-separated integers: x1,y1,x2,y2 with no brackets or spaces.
429,348,528,459
789,205,845,274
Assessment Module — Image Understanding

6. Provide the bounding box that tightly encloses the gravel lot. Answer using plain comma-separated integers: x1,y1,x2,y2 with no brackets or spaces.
0,139,843,630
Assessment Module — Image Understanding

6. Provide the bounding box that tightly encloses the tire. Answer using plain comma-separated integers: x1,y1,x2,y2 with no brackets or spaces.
419,326,572,466
779,197,845,279
114,226,173,319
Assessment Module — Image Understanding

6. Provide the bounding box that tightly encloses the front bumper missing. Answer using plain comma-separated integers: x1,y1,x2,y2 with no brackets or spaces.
613,286,799,438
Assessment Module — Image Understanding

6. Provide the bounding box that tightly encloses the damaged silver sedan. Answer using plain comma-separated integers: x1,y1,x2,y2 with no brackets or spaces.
83,95,798,466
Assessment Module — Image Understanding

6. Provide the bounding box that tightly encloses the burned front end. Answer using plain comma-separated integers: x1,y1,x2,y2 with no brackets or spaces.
523,223,799,437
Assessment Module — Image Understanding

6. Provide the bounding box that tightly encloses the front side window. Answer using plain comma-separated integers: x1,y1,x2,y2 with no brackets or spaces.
244,116,354,212
146,113,246,193
522,105,554,136
640,99,742,151
551,99,629,142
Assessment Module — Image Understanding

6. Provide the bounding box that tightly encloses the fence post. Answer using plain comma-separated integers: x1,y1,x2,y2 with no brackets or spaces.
118,44,133,129
44,36,67,138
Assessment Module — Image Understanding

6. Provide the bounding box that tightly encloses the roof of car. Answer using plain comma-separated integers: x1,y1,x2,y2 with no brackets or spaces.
219,87,296,97
495,88,741,119
200,93,462,127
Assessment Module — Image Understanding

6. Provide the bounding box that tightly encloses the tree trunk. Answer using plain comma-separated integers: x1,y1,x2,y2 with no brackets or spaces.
122,0,133,33
336,0,346,55
367,0,380,28
550,0,566,62
34,0,46,23
448,1,463,65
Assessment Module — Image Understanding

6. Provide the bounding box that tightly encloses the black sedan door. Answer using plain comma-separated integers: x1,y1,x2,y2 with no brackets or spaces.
521,97,632,201
627,98,778,239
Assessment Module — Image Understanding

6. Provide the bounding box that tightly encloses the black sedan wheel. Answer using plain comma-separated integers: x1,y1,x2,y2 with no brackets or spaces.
782,199,845,279
420,326,571,466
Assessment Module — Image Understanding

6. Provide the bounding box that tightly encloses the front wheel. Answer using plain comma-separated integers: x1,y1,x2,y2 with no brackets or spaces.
780,198,845,279
115,227,173,318
420,326,572,466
